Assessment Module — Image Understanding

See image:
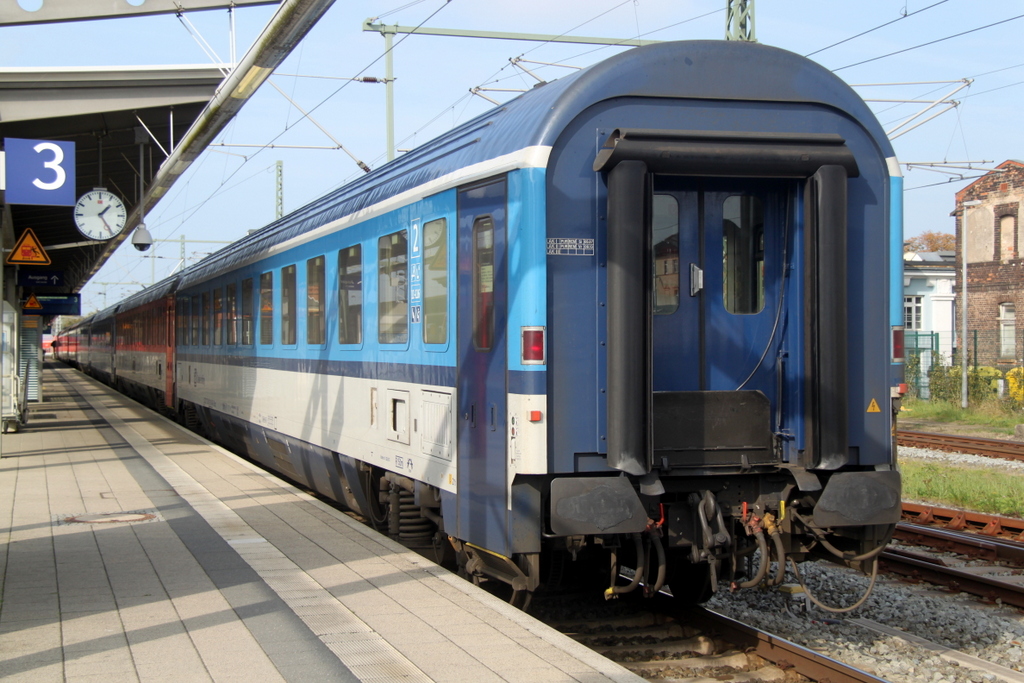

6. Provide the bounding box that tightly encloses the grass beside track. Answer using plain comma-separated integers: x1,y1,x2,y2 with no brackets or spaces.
901,397,1022,436
900,458,1024,519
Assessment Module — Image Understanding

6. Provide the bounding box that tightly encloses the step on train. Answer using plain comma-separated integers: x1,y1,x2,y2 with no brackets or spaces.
55,40,904,606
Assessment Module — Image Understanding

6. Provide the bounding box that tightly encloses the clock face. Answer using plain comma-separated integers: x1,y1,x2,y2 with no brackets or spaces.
74,190,127,240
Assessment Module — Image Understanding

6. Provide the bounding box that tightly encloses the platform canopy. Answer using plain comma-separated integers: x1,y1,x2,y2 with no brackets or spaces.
0,0,335,306
0,64,224,295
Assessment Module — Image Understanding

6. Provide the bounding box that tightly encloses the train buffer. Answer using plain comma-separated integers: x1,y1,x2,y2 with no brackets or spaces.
0,363,642,683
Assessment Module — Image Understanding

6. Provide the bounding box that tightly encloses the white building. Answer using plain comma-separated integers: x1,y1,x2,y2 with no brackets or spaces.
903,251,956,397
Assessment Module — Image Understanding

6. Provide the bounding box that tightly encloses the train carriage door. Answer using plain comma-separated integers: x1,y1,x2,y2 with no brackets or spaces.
651,178,795,467
456,178,509,550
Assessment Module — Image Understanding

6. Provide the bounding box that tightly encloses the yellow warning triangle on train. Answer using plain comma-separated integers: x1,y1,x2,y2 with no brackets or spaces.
866,398,881,413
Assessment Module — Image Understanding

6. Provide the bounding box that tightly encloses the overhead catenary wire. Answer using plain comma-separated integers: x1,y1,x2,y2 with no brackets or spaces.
804,0,949,58
159,0,454,239
833,12,1024,72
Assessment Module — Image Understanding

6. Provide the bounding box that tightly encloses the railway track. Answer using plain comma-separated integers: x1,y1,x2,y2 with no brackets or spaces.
881,503,1024,608
537,596,885,682
897,429,1024,462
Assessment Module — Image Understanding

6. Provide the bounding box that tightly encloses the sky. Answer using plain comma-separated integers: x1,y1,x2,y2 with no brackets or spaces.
2,0,1023,314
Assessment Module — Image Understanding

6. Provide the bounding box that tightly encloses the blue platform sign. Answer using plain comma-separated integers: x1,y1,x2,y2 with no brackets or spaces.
18,271,65,288
22,294,80,316
3,137,76,206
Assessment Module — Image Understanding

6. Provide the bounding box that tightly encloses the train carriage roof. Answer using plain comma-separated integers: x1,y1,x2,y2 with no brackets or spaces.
162,40,892,291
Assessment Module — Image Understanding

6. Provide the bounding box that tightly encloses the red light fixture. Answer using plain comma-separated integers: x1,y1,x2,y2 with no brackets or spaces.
522,326,545,365
892,326,905,364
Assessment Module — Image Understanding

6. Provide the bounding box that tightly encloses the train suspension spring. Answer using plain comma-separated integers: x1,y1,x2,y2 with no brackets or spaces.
387,486,434,546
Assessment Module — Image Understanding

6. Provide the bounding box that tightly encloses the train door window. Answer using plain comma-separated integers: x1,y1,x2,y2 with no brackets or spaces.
378,230,408,344
226,283,238,345
722,195,765,315
653,195,680,315
191,295,201,346
213,288,223,345
338,245,363,345
241,278,255,346
422,218,448,344
260,272,274,345
201,292,211,345
472,215,495,350
281,264,297,346
306,256,325,345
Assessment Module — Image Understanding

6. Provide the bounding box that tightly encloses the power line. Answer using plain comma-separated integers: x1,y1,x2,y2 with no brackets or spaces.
805,0,949,58
834,13,1024,72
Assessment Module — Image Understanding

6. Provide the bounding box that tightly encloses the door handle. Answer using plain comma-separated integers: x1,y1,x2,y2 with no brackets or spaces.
690,263,704,296
490,403,496,431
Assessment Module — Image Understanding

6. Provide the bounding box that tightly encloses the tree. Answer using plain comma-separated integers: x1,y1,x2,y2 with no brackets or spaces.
904,231,955,253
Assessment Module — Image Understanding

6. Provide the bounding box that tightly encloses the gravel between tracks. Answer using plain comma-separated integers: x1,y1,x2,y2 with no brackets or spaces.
706,444,1024,683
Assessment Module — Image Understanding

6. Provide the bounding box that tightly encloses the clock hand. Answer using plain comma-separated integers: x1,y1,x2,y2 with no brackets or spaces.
98,205,111,217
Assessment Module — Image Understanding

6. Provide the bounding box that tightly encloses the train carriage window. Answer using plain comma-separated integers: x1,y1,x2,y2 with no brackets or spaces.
473,216,495,350
226,283,238,345
178,297,189,346
201,292,211,345
213,288,223,345
378,231,408,344
722,195,765,315
281,265,297,346
422,218,448,344
338,245,362,345
306,256,325,345
260,272,274,345
191,295,201,346
653,195,680,315
241,278,254,346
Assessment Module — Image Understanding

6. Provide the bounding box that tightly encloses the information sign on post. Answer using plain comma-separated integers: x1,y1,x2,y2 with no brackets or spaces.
2,137,76,206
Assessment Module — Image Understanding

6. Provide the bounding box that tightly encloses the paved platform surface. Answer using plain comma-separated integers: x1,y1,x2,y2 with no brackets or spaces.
0,364,642,683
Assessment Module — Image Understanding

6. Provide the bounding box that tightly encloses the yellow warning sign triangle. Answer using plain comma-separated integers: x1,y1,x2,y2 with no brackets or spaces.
23,293,43,310
7,228,51,266
867,398,881,413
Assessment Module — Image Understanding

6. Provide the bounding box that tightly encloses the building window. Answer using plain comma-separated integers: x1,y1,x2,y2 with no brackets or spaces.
338,245,363,345
422,218,448,344
378,230,408,344
904,295,923,330
1000,302,1016,359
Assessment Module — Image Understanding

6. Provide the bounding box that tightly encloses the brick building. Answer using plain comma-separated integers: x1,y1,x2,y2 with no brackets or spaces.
955,160,1024,369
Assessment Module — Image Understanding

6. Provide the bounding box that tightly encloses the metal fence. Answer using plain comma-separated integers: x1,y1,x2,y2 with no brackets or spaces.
905,329,1024,401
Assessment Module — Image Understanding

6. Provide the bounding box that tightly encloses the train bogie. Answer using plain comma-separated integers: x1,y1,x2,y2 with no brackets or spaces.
57,40,903,607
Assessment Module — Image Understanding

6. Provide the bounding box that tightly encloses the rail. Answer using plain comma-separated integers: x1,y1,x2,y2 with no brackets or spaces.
896,430,1024,463
683,607,888,683
883,503,1024,608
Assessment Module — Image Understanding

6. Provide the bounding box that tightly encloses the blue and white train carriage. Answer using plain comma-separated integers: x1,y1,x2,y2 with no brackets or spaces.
68,39,906,603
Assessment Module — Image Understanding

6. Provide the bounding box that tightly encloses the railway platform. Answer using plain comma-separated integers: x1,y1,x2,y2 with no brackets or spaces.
0,363,641,683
